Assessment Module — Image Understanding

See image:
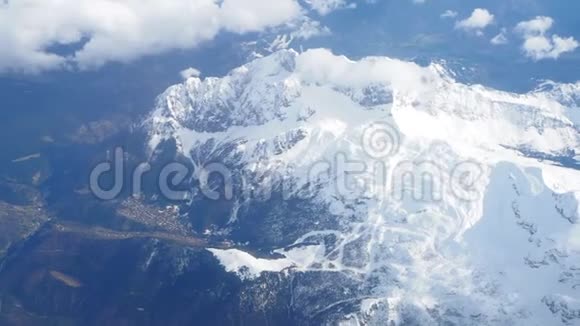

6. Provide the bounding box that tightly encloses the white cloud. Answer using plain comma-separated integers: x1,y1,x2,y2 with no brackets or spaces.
295,48,433,93
0,0,303,73
522,35,578,60
515,16,579,60
515,16,553,36
180,67,201,80
305,0,356,16
455,8,494,32
440,10,458,19
491,29,508,45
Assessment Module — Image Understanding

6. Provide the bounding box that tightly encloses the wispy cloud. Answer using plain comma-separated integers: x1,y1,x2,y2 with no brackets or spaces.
491,29,509,45
440,10,458,19
304,0,356,16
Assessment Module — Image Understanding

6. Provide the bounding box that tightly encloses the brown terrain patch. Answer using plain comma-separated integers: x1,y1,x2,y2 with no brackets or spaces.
49,271,83,288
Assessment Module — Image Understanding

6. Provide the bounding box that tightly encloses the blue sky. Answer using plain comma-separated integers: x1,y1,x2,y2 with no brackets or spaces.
303,0,580,90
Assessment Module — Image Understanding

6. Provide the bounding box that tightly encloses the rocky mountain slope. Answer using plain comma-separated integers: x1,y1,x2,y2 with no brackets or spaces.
143,49,580,325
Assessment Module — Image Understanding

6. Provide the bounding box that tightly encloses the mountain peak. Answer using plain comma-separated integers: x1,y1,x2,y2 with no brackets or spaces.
141,49,580,324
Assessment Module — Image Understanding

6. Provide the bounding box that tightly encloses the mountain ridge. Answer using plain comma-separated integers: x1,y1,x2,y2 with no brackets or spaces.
142,48,580,325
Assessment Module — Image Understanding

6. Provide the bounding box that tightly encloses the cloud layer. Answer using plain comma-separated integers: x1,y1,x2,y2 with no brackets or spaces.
0,0,303,73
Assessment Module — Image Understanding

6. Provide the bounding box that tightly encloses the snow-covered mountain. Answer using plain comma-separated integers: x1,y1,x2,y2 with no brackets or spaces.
143,49,580,325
